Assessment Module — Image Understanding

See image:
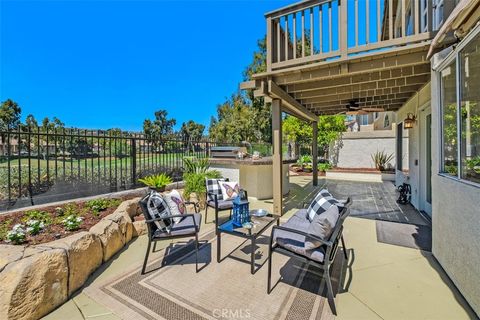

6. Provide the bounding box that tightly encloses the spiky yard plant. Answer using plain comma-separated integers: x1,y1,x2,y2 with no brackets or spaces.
371,150,394,171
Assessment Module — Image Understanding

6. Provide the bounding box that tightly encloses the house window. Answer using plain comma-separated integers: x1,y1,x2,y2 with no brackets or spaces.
440,29,480,184
441,61,458,176
432,0,444,31
359,114,369,126
460,33,480,183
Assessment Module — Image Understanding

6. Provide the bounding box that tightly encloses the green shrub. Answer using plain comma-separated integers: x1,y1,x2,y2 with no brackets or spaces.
6,224,26,244
63,215,83,231
183,157,211,174
138,173,173,189
183,170,222,200
25,219,45,235
318,163,332,172
466,156,480,174
298,154,312,166
86,198,121,215
23,210,52,225
0,219,13,241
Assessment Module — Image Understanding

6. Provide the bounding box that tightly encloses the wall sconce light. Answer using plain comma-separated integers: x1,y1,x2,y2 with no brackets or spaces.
404,113,416,129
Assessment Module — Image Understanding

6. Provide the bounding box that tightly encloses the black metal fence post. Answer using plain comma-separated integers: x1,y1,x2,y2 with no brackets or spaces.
131,137,137,188
0,128,243,212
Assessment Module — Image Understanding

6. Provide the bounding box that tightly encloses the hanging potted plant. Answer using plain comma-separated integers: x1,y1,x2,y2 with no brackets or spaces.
138,173,173,192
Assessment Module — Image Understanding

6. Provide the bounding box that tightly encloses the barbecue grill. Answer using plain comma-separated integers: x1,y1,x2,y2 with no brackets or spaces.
210,146,247,159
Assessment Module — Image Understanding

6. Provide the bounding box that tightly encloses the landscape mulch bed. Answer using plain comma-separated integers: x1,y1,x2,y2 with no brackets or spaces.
0,195,140,246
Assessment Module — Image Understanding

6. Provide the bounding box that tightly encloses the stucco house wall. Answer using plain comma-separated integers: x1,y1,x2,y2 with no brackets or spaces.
330,131,396,169
395,83,431,210
430,57,480,315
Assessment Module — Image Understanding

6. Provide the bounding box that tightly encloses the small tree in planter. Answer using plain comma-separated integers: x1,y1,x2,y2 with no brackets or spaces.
138,173,173,192
182,157,221,209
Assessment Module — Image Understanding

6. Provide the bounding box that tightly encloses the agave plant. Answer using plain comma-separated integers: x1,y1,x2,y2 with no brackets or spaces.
183,157,210,174
138,173,173,192
371,150,394,171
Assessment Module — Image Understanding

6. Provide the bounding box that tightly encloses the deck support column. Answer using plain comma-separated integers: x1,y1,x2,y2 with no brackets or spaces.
272,99,283,215
312,121,318,187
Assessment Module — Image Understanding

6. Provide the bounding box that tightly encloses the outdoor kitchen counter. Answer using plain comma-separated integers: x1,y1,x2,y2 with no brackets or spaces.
208,157,297,165
208,157,293,200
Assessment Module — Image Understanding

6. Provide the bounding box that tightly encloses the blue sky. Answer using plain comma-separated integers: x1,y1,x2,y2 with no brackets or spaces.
1,0,291,131
1,0,382,132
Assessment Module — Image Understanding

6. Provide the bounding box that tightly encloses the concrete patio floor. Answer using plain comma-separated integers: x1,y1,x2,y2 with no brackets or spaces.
43,176,476,320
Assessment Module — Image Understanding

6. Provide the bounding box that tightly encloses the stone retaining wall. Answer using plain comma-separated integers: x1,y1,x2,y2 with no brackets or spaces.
0,197,147,320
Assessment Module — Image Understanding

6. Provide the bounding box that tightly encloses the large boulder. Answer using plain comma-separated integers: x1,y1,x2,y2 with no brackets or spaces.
115,197,141,219
47,232,103,295
89,219,123,262
105,211,133,244
0,248,68,320
0,245,25,273
132,220,147,237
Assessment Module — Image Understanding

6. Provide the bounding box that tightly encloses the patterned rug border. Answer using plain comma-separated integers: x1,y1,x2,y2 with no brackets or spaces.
84,229,218,320
84,228,342,320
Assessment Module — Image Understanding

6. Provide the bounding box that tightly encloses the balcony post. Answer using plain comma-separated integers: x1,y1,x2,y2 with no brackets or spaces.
339,0,348,59
312,121,318,187
272,98,283,215
266,17,273,72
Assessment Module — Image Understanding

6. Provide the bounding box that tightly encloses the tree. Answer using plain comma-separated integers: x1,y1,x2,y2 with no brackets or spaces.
282,114,346,159
242,37,272,144
208,93,258,143
180,120,205,141
24,114,38,129
143,110,176,150
317,115,346,158
180,120,205,153
283,115,313,157
0,99,21,143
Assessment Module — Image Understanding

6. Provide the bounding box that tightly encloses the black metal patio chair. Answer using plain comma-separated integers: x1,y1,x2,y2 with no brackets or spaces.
204,178,247,226
267,198,352,315
139,193,202,274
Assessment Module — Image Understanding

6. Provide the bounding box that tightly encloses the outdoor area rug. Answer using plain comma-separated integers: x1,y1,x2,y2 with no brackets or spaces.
85,229,346,320
376,220,432,251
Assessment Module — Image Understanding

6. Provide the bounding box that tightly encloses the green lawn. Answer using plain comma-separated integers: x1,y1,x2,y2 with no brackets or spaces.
0,153,200,170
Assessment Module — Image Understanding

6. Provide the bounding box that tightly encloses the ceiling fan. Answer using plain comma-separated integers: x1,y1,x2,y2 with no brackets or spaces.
343,100,384,115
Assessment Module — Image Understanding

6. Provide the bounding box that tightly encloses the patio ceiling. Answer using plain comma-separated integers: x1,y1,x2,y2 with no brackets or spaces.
246,43,432,116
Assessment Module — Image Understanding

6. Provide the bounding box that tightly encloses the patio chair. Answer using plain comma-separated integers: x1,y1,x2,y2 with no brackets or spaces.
204,178,248,226
267,197,352,315
139,193,202,274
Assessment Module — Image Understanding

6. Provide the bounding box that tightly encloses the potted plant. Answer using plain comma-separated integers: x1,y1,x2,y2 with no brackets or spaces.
138,173,173,192
299,154,313,172
182,157,221,209
318,162,332,175
371,150,394,171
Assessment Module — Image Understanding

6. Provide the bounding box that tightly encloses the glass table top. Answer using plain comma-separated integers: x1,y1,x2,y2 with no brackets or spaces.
217,213,279,237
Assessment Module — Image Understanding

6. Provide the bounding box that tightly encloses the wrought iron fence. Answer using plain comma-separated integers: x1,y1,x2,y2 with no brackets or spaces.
0,128,219,211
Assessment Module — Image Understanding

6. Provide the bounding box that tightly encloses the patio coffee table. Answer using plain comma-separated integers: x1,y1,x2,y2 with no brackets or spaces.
216,211,279,274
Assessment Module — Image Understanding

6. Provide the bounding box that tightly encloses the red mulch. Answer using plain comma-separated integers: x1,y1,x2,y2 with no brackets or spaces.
330,167,395,173
290,167,395,176
0,195,140,246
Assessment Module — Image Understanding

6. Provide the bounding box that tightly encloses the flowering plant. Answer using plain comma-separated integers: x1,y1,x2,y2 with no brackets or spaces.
6,224,26,244
63,215,83,231
26,219,45,235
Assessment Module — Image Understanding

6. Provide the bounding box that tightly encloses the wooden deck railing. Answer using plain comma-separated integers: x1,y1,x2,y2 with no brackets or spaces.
265,0,444,72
